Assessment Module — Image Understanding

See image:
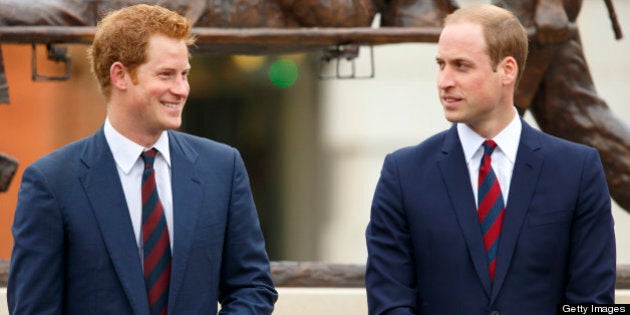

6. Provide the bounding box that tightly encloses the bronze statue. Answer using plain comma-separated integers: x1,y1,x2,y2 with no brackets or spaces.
498,0,630,211
367,0,630,212
0,0,379,27
0,0,379,103
0,0,629,212
376,0,458,27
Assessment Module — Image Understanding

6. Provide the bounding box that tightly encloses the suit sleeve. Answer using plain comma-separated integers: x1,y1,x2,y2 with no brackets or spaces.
365,154,417,315
8,164,65,314
565,148,616,303
218,149,278,314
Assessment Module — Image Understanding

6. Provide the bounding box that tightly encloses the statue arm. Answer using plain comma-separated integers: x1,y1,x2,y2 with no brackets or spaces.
0,0,93,26
533,0,570,44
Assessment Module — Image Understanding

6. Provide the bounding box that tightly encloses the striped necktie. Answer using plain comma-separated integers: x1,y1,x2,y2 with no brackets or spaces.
141,148,171,315
477,140,505,281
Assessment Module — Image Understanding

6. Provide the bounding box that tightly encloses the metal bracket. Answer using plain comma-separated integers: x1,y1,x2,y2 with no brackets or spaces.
0,152,18,193
319,44,374,79
31,43,72,81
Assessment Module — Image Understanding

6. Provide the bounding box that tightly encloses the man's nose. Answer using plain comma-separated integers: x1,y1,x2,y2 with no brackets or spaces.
437,68,454,90
171,75,190,96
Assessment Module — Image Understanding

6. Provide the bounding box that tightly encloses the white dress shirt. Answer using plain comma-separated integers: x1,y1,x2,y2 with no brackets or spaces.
103,118,174,258
457,108,522,207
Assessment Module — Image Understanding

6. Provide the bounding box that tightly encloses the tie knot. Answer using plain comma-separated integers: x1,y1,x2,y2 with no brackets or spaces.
482,140,497,156
141,148,158,168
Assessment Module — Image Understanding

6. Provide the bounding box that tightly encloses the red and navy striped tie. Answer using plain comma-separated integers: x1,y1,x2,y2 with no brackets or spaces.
141,148,171,315
477,140,504,281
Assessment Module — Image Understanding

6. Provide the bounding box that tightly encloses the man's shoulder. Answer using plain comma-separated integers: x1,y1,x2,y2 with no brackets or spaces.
528,126,597,156
390,129,451,159
19,133,98,185
168,130,238,158
32,133,94,167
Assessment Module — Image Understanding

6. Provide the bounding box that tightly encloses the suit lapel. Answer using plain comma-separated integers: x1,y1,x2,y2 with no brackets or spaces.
490,121,544,302
166,132,202,314
437,126,492,297
79,129,150,315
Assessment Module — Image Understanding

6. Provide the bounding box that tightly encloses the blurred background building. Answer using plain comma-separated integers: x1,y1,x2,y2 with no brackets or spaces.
0,0,628,267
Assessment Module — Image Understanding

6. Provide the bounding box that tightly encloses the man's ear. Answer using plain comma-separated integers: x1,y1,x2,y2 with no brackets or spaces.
501,56,518,86
110,62,128,91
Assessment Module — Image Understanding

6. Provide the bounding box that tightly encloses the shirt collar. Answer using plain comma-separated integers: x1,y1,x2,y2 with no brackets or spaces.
103,118,171,174
457,107,521,164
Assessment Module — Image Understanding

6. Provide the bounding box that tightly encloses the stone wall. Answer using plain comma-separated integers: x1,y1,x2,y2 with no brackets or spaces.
1,259,628,289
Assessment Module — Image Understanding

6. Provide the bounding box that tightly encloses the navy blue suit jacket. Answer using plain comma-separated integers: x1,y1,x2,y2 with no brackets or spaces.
365,121,616,314
8,128,277,314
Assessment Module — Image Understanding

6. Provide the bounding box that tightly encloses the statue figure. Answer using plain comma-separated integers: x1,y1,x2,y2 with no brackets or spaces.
497,0,630,211
375,0,458,27
378,0,630,212
0,0,378,28
0,0,379,103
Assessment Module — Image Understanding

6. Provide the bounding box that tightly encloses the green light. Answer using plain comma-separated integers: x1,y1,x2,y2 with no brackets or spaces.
268,59,298,88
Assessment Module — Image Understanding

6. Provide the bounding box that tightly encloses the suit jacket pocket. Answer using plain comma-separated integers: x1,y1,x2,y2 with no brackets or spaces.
528,210,573,228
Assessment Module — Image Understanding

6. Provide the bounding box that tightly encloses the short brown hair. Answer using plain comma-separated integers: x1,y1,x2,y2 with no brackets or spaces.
444,4,528,86
88,4,196,99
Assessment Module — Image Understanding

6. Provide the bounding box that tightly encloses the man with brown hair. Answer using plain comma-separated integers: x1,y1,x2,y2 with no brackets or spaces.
8,4,277,314
366,4,615,314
